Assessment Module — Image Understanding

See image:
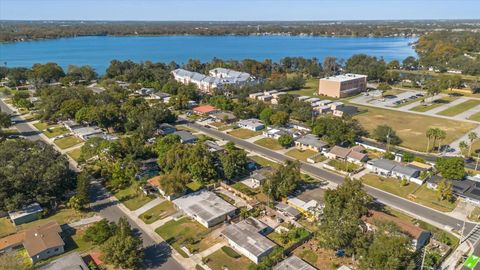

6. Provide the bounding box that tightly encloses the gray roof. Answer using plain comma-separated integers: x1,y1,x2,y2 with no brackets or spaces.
368,159,397,171
222,217,276,257
274,256,317,270
275,202,301,218
173,190,236,223
8,203,43,220
73,126,103,137
251,166,275,181
209,68,253,83
392,164,420,178
37,252,89,270
238,119,264,128
296,134,328,149
174,130,197,143
204,140,224,152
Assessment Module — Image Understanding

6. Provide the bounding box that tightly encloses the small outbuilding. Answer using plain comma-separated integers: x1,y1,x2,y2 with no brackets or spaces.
8,203,43,225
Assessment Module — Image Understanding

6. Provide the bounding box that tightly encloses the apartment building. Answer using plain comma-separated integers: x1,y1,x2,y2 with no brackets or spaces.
319,74,367,98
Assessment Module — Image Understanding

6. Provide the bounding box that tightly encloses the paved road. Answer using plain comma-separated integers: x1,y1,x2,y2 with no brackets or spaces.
0,99,185,270
185,121,476,234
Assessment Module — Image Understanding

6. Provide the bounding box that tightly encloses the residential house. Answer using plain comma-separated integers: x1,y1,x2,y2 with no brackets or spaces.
147,176,181,200
287,197,323,220
237,119,265,131
173,190,237,228
326,146,367,164
257,95,273,102
71,126,104,140
263,127,298,140
242,166,275,188
297,96,310,102
173,131,197,144
210,111,237,123
363,211,430,251
426,177,480,206
249,92,264,100
62,120,81,132
366,159,423,184
150,91,170,103
0,222,65,263
192,105,218,115
332,105,359,117
274,202,301,220
295,134,329,153
136,88,155,96
222,217,276,264
157,123,176,135
204,140,224,153
274,255,317,270
8,203,43,225
37,252,89,270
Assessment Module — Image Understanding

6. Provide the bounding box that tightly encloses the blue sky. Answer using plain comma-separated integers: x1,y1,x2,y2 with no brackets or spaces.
1,0,479,21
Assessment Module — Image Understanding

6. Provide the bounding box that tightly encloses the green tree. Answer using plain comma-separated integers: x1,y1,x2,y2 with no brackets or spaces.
0,112,11,128
436,157,465,180
277,134,294,148
372,125,401,146
159,169,190,196
263,160,301,200
0,139,74,211
318,178,372,254
468,132,478,156
75,172,90,209
259,107,274,125
83,219,117,245
187,142,218,183
436,179,454,201
101,217,144,269
154,134,181,166
345,54,387,81
220,142,248,181
270,111,289,126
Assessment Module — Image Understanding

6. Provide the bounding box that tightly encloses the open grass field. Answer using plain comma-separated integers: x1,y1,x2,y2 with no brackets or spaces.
17,208,93,230
254,138,283,150
205,248,251,270
155,217,211,256
115,186,154,211
294,240,356,270
139,201,176,224
33,122,58,131
468,112,480,122
66,147,82,161
412,185,457,212
285,148,317,162
54,136,83,149
437,100,480,117
409,96,457,113
227,128,262,139
354,105,476,151
0,217,16,238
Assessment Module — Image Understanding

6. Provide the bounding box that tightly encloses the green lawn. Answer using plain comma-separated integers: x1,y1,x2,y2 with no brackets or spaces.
285,148,318,162
33,122,58,131
412,185,457,212
17,208,93,230
249,155,280,169
437,100,480,117
228,128,262,139
409,96,457,113
468,112,480,122
297,249,318,266
66,147,82,161
42,126,69,138
155,217,210,256
392,96,422,108
139,201,176,224
327,159,360,172
231,182,258,196
54,136,84,149
362,174,456,212
115,186,154,211
362,174,417,198
254,138,283,150
354,105,476,152
205,248,251,270
267,228,310,249
0,217,16,238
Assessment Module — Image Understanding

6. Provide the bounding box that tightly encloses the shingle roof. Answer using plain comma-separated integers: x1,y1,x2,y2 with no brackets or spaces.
37,252,89,270
296,134,328,149
329,146,351,159
23,221,64,257
368,159,397,171
392,165,420,178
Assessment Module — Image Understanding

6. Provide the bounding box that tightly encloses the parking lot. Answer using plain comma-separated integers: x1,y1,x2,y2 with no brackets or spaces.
352,90,424,108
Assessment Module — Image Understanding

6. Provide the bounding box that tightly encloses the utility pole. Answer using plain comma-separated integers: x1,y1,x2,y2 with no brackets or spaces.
420,245,427,270
386,129,391,153
476,153,479,171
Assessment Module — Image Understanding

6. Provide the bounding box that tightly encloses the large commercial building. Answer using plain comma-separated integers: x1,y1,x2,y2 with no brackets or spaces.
318,74,367,98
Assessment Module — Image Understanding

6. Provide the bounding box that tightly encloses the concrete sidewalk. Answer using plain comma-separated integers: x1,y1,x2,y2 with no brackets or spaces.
132,197,165,217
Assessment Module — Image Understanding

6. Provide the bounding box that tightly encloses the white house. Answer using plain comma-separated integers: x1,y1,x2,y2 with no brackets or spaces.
237,119,265,131
222,217,276,264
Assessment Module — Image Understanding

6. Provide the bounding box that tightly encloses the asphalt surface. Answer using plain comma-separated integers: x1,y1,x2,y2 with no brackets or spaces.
0,100,185,270
185,121,477,234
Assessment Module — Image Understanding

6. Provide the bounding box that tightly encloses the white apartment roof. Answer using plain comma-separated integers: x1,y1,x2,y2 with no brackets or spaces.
210,67,252,82
173,190,236,224
274,255,317,270
321,73,367,82
73,126,103,137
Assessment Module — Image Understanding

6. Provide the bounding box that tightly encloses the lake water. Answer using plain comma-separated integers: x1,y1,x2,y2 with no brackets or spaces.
0,35,416,74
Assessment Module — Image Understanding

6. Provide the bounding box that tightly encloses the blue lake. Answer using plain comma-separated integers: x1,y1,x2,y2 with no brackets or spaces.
0,35,416,74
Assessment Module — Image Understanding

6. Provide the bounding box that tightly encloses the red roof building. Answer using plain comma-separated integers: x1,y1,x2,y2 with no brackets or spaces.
193,105,218,114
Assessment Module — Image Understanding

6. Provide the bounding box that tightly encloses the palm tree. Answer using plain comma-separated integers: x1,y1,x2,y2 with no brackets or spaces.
459,141,469,155
436,129,447,153
426,128,435,152
468,132,478,156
